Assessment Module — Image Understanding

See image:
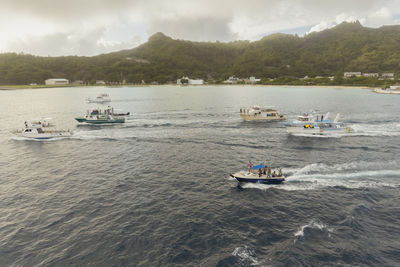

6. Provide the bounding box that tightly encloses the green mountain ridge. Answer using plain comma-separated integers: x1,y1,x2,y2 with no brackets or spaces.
1,21,400,85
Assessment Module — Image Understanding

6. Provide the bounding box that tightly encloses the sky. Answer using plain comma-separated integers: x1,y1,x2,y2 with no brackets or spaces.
1,0,400,56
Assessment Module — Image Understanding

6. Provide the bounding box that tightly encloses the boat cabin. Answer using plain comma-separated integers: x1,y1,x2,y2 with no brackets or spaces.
297,115,312,122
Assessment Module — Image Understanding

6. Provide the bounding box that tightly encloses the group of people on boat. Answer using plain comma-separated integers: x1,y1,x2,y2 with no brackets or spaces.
247,161,283,178
24,119,50,128
240,108,252,114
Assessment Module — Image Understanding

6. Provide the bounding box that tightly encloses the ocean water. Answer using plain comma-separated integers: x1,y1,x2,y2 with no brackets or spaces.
0,85,399,266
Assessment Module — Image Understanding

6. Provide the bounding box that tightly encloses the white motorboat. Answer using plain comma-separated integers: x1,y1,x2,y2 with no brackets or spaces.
86,93,111,103
240,106,285,121
284,112,353,135
18,122,72,139
75,107,126,124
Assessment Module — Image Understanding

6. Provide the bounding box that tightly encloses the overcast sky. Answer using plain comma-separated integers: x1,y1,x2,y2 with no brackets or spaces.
1,0,400,56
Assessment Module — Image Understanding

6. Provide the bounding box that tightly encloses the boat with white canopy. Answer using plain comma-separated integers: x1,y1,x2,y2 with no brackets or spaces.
240,106,285,121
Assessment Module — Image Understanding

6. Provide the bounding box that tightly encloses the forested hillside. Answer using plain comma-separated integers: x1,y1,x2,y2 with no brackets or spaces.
1,21,400,85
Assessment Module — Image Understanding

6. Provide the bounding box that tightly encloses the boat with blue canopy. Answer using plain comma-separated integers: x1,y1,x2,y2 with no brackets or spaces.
230,164,285,184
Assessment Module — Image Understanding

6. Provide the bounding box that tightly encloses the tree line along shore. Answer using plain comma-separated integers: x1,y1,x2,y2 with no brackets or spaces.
1,21,400,88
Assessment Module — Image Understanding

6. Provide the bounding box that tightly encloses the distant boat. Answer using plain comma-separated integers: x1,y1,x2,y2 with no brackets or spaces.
86,93,111,103
75,107,126,124
374,87,400,95
240,106,285,121
284,111,353,135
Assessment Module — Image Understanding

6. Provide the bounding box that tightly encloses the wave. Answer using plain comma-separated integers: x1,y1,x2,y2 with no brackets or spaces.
231,246,259,266
294,219,333,243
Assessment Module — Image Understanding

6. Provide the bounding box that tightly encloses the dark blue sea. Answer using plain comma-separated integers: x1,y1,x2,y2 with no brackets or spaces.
1,85,400,266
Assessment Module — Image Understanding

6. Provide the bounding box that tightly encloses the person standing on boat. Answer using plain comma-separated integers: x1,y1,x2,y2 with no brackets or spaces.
247,161,253,173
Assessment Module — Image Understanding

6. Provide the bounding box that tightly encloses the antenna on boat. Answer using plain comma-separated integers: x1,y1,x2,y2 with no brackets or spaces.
334,113,340,123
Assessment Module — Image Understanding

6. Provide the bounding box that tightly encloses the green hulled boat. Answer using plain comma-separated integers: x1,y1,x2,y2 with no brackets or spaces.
75,108,126,124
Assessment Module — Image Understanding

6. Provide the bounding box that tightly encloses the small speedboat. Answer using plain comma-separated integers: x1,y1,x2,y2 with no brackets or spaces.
230,164,285,184
86,93,111,103
240,106,285,121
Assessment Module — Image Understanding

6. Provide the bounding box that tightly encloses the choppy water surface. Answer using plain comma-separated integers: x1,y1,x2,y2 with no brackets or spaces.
1,85,400,266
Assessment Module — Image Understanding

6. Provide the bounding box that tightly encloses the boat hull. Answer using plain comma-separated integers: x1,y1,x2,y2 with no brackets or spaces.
286,126,352,135
240,114,286,121
19,132,72,139
75,117,125,124
86,100,111,103
230,173,285,184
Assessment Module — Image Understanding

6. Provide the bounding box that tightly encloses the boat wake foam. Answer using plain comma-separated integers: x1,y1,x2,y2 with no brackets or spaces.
290,122,400,138
240,161,400,191
294,219,333,242
350,122,400,137
231,246,259,266
11,136,71,142
71,129,135,140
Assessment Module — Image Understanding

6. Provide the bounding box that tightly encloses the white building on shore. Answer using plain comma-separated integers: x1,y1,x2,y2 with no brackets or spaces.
176,76,204,85
381,73,395,79
96,80,106,85
343,72,362,78
45,78,69,85
224,76,241,84
249,76,261,83
363,73,379,77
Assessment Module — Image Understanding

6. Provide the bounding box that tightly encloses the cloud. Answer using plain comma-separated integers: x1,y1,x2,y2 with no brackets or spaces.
6,29,143,56
307,0,400,34
1,0,400,55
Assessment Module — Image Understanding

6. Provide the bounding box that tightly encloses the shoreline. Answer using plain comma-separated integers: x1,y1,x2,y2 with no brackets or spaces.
0,84,376,91
373,88,400,94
